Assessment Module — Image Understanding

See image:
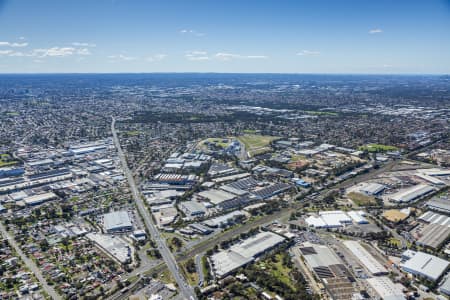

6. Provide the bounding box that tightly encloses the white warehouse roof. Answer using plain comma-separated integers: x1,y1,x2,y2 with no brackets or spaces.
401,251,449,282
366,277,405,300
389,184,434,203
343,241,388,276
211,231,285,277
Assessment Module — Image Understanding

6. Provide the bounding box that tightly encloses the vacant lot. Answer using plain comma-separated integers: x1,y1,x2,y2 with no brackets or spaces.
347,191,377,206
238,134,279,156
358,144,399,153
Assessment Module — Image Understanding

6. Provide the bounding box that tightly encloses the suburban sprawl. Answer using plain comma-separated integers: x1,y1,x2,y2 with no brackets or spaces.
0,73,450,300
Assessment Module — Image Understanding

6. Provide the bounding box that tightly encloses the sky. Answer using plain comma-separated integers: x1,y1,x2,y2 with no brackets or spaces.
0,0,449,74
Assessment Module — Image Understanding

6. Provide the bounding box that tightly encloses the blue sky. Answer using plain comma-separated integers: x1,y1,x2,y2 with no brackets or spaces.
0,0,449,73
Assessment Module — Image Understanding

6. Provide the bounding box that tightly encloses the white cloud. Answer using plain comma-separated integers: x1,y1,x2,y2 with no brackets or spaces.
180,29,205,37
108,54,137,61
146,53,167,62
185,51,268,61
28,47,92,57
0,41,28,47
185,51,210,61
296,50,320,56
72,42,96,47
369,28,383,34
0,50,13,55
215,52,268,60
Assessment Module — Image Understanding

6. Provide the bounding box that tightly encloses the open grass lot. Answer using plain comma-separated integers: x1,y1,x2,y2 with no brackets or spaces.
358,143,399,152
256,253,295,290
347,191,377,206
0,154,18,167
238,134,279,156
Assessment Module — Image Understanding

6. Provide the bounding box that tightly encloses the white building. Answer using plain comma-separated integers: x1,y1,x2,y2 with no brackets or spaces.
366,277,405,300
343,241,388,276
401,251,449,282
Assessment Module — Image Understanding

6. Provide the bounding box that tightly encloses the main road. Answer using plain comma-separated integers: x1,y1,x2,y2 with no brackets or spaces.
111,117,196,300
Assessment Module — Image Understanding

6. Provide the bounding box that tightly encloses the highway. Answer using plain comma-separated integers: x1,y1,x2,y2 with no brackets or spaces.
111,118,196,300
0,222,62,300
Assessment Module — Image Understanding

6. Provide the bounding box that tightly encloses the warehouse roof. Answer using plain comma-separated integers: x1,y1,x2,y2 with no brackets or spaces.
198,189,236,205
389,184,434,203
366,277,405,300
210,231,285,277
103,211,133,232
343,241,388,275
401,251,449,281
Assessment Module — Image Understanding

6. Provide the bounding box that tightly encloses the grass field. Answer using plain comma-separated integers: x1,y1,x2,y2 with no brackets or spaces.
0,154,18,168
347,191,377,206
257,253,295,290
358,144,399,153
238,134,279,156
304,110,338,116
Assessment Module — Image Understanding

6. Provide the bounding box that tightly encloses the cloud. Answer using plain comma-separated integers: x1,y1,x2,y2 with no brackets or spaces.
369,28,383,34
185,51,268,61
185,50,210,61
146,53,167,62
0,50,13,55
108,54,137,61
215,52,268,60
0,41,28,47
72,42,96,47
296,50,320,56
180,29,205,37
31,47,91,57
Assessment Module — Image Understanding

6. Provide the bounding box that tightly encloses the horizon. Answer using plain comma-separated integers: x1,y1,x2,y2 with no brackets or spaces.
1,0,450,74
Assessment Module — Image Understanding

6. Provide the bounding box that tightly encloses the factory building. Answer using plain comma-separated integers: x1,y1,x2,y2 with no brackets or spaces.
103,211,133,233
365,277,405,300
210,232,285,277
401,250,449,282
178,201,207,218
388,184,434,203
343,241,388,276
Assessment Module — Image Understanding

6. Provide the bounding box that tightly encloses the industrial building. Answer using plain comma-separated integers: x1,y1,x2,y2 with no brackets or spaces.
178,201,207,218
365,277,405,300
210,231,285,277
358,182,386,196
416,211,450,249
23,192,58,206
439,276,450,296
426,196,450,214
401,250,449,282
305,210,354,228
197,189,236,206
103,211,133,233
202,210,245,228
343,241,388,276
87,233,131,263
299,243,355,300
388,184,434,203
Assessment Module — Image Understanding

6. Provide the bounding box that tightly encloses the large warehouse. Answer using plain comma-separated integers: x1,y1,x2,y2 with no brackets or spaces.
343,241,388,276
103,211,133,233
401,251,449,282
388,184,434,203
210,231,285,277
366,277,405,300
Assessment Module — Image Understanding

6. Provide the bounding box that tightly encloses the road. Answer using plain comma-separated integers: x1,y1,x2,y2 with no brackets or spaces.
195,254,204,286
111,117,196,300
0,222,62,300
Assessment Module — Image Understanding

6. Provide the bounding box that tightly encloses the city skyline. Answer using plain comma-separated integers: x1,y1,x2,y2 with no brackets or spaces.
0,0,450,74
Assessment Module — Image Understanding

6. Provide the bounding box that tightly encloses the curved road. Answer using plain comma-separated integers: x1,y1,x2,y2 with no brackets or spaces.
111,117,196,300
